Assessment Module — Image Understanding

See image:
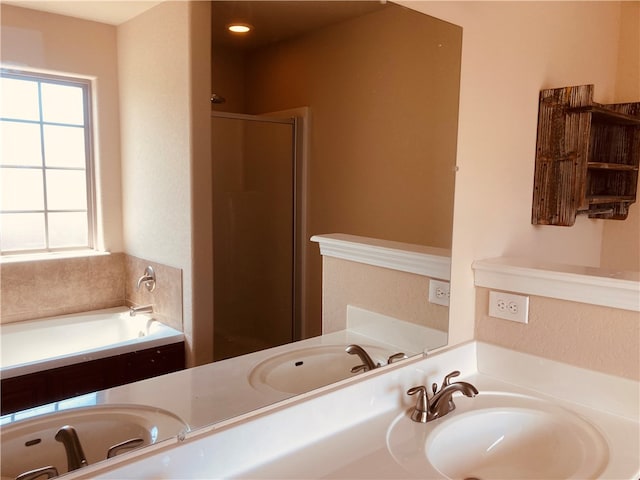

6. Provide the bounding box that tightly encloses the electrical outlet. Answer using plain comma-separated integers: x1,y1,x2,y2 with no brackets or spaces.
489,290,529,323
429,280,450,306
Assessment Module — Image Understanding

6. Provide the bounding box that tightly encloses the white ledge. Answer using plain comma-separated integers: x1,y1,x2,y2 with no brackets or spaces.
473,257,640,311
310,233,451,280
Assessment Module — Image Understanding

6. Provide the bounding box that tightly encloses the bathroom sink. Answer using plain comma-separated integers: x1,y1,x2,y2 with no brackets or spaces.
249,344,388,394
387,392,609,479
1,404,188,478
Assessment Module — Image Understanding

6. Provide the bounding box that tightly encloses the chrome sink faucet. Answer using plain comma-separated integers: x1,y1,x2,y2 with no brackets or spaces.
346,345,406,373
55,425,88,471
407,370,478,423
346,344,379,372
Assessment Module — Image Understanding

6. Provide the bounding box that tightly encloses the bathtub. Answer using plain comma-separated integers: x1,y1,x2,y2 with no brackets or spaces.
0,307,184,380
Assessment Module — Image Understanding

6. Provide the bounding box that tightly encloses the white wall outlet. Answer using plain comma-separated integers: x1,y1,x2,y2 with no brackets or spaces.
429,280,450,306
489,290,529,323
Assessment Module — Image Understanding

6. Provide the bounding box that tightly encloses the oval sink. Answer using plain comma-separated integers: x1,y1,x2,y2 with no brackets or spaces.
387,392,609,479
1,404,189,478
249,345,389,394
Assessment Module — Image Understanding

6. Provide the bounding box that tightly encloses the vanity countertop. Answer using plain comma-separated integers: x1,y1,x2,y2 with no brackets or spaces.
64,341,639,479
1,312,431,431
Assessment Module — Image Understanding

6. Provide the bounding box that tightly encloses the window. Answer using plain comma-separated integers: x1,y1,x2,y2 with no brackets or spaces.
0,70,95,254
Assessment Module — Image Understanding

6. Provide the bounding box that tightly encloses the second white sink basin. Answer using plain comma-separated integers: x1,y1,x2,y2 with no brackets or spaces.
387,392,609,479
249,345,388,394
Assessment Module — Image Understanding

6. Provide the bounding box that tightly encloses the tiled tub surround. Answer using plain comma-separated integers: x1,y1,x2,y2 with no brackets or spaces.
124,255,183,331
473,257,640,381
0,253,125,323
0,253,182,330
58,341,639,479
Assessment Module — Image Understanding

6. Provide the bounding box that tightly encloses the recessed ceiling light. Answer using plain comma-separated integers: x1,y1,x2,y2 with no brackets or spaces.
228,23,252,34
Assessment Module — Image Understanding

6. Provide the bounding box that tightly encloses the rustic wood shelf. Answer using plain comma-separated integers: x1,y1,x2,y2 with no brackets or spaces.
587,162,638,171
532,84,640,226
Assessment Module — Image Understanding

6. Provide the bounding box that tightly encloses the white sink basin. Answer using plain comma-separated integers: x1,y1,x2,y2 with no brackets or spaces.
249,345,389,394
387,392,609,479
1,404,189,478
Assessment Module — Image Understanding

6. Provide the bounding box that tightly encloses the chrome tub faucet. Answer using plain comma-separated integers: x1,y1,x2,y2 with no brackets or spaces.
407,370,478,423
129,304,154,316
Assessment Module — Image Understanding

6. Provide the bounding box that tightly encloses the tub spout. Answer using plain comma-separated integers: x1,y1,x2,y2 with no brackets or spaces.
54,425,88,471
129,304,153,316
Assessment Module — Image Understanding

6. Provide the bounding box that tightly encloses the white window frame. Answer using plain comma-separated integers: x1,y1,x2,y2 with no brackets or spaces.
0,68,97,255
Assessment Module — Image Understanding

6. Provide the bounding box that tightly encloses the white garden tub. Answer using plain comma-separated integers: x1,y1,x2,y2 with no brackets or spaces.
0,307,184,379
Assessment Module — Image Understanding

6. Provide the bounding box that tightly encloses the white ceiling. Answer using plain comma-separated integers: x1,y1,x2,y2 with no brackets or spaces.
2,1,164,25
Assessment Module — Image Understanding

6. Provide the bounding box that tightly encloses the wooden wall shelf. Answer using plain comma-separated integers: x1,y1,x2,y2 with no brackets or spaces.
532,84,640,226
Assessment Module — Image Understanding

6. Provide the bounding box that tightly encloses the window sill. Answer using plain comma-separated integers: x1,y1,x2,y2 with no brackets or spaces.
0,250,110,265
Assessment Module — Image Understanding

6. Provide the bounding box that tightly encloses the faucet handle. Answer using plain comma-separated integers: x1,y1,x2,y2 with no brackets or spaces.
350,364,368,374
16,466,59,480
441,370,460,390
387,352,406,364
136,266,156,292
107,437,145,459
407,385,430,423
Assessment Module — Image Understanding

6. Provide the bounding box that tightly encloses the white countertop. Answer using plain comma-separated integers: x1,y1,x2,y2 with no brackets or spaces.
64,341,640,479
2,324,420,431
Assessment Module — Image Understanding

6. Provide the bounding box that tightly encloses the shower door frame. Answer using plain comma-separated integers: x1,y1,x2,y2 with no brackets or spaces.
211,108,307,349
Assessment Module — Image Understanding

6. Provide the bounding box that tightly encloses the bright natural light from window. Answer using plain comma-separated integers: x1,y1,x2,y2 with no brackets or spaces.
0,70,94,254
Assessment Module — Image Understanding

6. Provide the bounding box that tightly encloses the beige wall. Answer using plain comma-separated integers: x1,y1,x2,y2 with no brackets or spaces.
321,257,448,334
475,288,639,380
0,4,123,252
407,2,639,356
118,1,212,366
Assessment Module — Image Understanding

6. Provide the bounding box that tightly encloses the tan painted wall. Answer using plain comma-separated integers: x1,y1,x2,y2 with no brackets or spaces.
475,287,640,380
321,257,448,334
0,4,123,252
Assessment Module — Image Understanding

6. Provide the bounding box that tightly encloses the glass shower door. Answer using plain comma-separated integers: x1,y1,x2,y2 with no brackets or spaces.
211,113,296,361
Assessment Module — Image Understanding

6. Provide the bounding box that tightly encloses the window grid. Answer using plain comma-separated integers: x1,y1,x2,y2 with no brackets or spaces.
0,70,96,254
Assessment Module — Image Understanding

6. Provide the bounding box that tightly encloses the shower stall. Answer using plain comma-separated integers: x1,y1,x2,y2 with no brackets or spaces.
211,112,301,361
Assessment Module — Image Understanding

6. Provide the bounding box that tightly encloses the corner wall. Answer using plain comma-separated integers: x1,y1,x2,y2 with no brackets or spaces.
117,2,197,363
